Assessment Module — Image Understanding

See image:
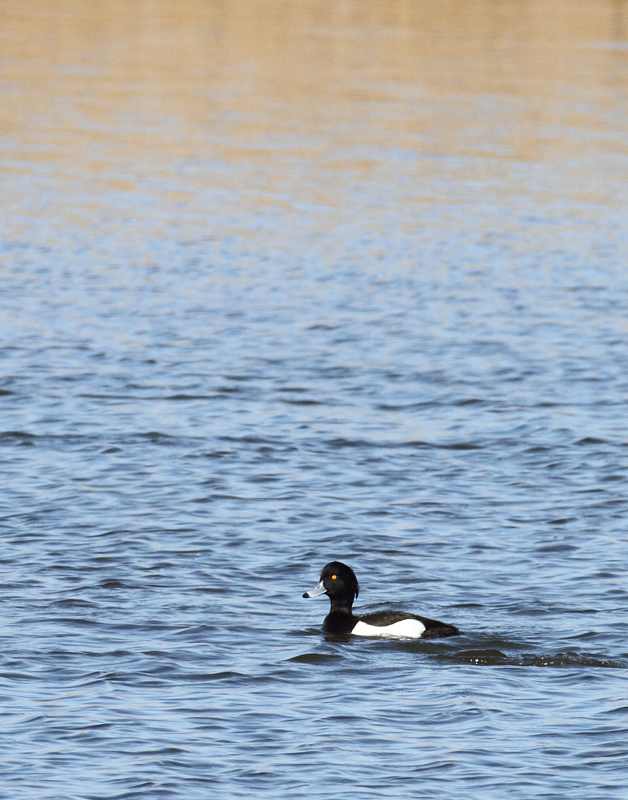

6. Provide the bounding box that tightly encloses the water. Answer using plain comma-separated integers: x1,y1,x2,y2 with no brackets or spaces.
1,0,628,797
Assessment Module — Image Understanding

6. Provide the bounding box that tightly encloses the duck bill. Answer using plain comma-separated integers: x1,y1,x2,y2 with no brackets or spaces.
303,580,326,599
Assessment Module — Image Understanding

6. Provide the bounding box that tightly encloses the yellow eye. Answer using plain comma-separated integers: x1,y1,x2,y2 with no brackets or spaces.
332,575,337,580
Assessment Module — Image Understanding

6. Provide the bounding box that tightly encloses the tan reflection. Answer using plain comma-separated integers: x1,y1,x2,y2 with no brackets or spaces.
0,0,627,220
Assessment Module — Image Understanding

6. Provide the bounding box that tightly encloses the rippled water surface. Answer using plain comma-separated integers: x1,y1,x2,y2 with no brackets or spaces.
2,0,628,797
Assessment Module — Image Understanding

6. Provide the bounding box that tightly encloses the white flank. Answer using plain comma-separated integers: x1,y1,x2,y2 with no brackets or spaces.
352,618,426,639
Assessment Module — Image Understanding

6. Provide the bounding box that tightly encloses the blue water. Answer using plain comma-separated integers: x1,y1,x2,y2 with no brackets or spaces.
2,1,628,797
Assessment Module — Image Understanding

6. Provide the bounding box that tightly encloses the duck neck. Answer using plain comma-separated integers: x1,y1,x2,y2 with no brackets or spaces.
329,596,354,616
323,604,357,635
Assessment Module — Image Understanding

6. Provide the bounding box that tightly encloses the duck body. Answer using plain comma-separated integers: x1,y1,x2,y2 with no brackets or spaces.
303,561,460,639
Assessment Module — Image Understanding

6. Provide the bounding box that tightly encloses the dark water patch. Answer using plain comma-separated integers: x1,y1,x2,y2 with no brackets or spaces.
323,437,483,451
219,435,291,446
281,398,323,406
215,385,245,394
224,374,257,382
286,653,342,664
52,598,98,609
600,705,628,716
448,648,509,665
0,671,40,681
437,648,626,668
518,653,626,669
0,430,36,443
165,394,226,401
537,544,579,552
37,616,101,627
0,431,116,450
438,442,483,451
601,473,625,482
191,493,247,503
119,432,195,446
326,437,378,449
377,401,441,411
93,529,133,539
78,392,143,399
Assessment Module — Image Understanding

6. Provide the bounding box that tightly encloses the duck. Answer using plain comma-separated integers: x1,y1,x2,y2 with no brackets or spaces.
303,561,460,639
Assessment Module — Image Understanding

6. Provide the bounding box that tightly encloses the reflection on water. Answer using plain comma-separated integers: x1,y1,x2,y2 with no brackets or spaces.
1,2,628,799
2,0,628,250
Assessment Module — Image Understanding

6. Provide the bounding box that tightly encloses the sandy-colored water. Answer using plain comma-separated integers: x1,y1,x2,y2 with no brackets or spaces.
2,0,627,244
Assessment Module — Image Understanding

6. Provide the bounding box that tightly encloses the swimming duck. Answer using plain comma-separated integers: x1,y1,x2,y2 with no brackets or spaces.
303,561,460,638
